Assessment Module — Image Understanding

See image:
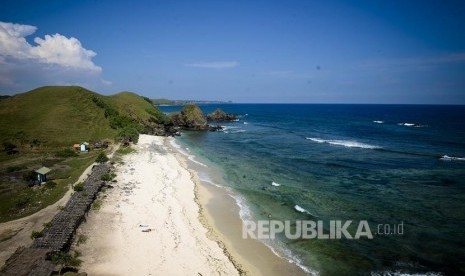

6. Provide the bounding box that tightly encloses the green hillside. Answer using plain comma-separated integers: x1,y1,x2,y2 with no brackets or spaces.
0,86,169,222
0,86,167,148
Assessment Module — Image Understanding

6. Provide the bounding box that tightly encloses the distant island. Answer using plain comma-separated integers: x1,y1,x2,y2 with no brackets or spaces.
152,98,232,105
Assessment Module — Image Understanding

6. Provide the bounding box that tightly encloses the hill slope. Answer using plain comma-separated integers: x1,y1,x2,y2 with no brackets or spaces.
0,86,168,148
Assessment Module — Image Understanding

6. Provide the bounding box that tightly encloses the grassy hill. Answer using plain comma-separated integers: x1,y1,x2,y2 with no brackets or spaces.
0,86,167,148
0,86,169,222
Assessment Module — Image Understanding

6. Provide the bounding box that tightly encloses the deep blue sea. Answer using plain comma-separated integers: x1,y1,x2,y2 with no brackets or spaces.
159,104,465,275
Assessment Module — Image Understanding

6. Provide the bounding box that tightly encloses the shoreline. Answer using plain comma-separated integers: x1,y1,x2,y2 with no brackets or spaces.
75,134,308,275
171,138,309,276
76,135,238,275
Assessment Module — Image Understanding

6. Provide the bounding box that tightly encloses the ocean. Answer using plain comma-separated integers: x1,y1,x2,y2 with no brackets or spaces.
159,104,465,275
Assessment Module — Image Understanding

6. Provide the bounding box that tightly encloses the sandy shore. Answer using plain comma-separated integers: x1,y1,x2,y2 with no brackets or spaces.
77,135,239,275
77,134,307,275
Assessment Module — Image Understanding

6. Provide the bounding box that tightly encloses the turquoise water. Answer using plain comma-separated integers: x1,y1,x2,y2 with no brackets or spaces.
161,104,465,275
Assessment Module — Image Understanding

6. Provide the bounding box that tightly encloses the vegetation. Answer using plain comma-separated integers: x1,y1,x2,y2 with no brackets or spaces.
0,151,99,222
206,108,238,121
76,234,87,246
0,86,169,147
118,127,140,143
30,230,43,239
56,148,78,158
92,199,102,211
51,251,82,275
152,98,176,105
170,104,207,129
0,86,173,223
96,152,109,163
44,181,57,189
73,182,84,192
116,146,136,155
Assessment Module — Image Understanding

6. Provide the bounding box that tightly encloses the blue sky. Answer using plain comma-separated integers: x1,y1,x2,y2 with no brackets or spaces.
1,0,464,103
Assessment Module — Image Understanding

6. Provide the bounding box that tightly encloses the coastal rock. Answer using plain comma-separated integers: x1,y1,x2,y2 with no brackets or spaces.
208,125,223,132
169,104,208,130
207,108,238,122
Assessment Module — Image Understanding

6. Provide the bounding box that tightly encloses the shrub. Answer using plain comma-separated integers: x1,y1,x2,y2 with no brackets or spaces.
92,200,102,211
76,234,87,246
118,127,139,144
73,182,84,192
96,152,109,163
100,173,111,181
30,230,43,239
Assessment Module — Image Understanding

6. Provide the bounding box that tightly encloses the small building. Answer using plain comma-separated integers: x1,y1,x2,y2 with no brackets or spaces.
73,144,80,151
80,142,89,152
35,167,51,183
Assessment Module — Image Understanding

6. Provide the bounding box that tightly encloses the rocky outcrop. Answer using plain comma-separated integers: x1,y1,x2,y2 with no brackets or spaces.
206,108,237,122
169,104,208,130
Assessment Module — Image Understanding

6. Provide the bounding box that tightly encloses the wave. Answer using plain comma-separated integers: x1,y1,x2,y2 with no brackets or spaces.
440,155,465,161
306,137,380,149
271,181,281,187
397,122,428,128
169,139,208,167
232,194,254,222
398,122,415,127
243,122,249,125
294,205,307,213
294,205,319,217
373,120,384,124
235,199,317,275
223,126,246,134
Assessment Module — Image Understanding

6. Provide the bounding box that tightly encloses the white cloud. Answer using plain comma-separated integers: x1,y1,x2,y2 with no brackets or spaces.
0,21,105,92
185,61,239,69
30,34,100,71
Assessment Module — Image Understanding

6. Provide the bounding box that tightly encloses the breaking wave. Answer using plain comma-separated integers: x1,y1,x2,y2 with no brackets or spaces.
306,137,380,149
440,155,465,161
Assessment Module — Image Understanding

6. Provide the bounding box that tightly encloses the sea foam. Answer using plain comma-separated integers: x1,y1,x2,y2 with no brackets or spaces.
306,137,380,149
373,120,384,124
169,139,208,167
398,122,415,127
440,155,465,161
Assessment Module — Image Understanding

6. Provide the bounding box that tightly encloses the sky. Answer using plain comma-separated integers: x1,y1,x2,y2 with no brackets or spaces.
1,0,464,104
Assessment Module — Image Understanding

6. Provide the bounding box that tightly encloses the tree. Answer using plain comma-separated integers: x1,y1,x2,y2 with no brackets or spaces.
118,127,139,143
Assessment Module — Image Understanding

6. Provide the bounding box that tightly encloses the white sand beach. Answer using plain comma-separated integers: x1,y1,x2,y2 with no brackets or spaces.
76,134,307,275
77,135,239,275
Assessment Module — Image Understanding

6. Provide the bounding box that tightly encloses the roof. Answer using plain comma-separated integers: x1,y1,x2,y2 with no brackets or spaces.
35,167,51,175
73,144,80,147
82,142,89,146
